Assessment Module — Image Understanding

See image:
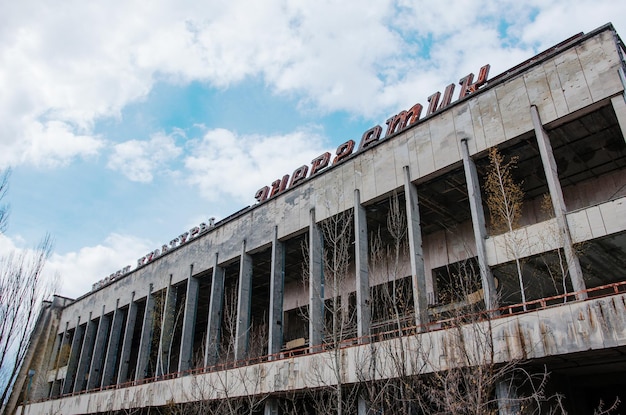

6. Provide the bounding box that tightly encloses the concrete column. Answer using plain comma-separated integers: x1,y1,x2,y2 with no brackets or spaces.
309,208,324,347
358,393,369,415
116,291,137,384
611,94,626,145
531,106,586,298
62,317,83,394
354,189,371,339
135,284,155,381
268,227,285,357
403,166,429,328
496,377,521,415
87,306,111,390
156,275,178,376
204,254,225,366
101,299,125,387
460,139,498,310
179,266,199,372
73,313,98,392
264,398,279,415
235,241,253,361
49,322,69,398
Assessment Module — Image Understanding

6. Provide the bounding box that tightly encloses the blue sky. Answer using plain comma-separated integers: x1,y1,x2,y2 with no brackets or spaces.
1,0,625,298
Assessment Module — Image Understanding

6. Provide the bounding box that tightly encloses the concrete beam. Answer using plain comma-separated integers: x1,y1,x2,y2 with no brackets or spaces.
204,255,225,367
49,322,70,398
611,94,626,145
73,313,97,392
460,138,498,310
62,318,83,395
178,267,199,372
87,306,111,390
354,189,371,338
156,276,178,376
531,105,586,298
309,208,324,347
403,166,429,327
116,292,137,384
268,227,285,356
101,300,125,388
135,285,155,381
235,241,253,360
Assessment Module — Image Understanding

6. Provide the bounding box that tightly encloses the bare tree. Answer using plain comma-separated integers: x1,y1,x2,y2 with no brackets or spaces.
0,169,55,414
485,147,527,309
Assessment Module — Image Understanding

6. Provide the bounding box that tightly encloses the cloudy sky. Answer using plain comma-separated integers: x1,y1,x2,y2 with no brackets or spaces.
1,0,625,298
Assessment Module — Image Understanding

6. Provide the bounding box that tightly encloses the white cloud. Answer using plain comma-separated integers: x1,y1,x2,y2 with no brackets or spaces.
46,233,153,299
0,0,624,169
185,127,329,203
107,132,183,182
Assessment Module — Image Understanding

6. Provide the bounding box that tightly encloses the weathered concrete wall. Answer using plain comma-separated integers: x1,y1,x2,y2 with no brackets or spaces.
18,292,626,415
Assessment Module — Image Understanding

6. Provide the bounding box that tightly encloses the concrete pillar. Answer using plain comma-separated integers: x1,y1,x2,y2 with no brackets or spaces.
101,299,125,387
403,166,429,328
117,291,137,384
156,275,178,376
358,393,369,415
354,189,371,339
235,241,253,361
309,208,324,347
460,139,498,310
179,266,199,372
268,227,285,357
531,106,587,298
611,94,626,145
264,398,279,415
49,322,69,398
73,313,98,392
87,306,111,390
496,377,521,415
135,284,155,381
62,317,83,394
204,254,225,366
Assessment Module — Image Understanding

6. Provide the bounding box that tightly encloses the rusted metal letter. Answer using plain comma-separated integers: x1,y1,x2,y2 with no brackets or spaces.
358,125,382,150
438,83,455,110
289,165,309,187
333,140,355,164
426,92,440,115
310,152,331,176
406,103,423,126
255,186,270,203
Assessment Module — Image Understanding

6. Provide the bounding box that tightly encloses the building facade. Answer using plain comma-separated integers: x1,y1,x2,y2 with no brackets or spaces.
10,23,626,415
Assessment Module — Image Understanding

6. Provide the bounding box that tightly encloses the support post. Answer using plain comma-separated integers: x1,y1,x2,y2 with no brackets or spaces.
61,317,83,395
101,299,125,387
179,266,199,372
117,291,137,384
354,189,371,339
496,376,521,415
309,208,324,347
460,138,498,310
135,284,155,381
50,322,69,398
268,227,285,357
73,313,97,392
531,105,586,298
205,255,225,366
235,241,253,360
87,306,111,390
156,275,178,376
403,166,429,328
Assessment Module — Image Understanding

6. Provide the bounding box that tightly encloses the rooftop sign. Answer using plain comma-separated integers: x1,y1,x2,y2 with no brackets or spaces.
254,64,490,202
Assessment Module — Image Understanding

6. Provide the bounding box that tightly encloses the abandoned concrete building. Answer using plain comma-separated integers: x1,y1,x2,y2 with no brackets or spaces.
9,23,626,415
